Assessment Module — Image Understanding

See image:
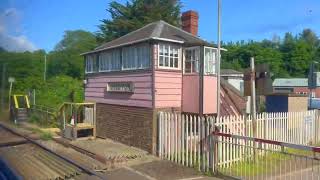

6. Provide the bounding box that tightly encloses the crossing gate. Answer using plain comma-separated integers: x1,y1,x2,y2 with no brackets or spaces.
157,110,320,177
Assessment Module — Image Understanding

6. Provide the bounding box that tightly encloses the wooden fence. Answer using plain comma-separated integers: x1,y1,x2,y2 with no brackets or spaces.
157,110,320,172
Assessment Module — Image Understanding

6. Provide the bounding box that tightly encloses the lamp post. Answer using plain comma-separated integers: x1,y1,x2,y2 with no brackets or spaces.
217,0,221,118
8,77,15,110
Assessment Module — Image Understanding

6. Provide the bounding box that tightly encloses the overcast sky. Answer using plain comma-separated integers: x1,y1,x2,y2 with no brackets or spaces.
0,0,319,52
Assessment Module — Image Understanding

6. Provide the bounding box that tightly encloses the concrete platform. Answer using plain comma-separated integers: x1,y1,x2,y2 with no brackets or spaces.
70,138,147,160
106,159,223,180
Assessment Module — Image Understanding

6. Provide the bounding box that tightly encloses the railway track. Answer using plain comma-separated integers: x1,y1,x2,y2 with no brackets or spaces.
0,123,106,180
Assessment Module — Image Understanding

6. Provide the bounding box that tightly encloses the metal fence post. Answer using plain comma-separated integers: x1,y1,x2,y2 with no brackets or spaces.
314,110,319,144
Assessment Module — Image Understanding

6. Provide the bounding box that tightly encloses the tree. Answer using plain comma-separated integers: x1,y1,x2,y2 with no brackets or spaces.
54,30,97,52
96,0,182,42
287,41,313,77
300,29,319,49
222,28,320,78
48,30,97,79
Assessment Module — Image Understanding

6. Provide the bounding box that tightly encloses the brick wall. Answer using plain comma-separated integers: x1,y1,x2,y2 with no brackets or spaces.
181,10,199,36
96,103,157,153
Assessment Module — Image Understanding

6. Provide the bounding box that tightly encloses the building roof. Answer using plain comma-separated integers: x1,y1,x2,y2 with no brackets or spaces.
221,69,243,75
273,78,308,87
82,20,211,55
220,79,247,117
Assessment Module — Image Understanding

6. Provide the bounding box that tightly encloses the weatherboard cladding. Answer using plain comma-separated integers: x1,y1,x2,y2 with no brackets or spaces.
85,72,153,108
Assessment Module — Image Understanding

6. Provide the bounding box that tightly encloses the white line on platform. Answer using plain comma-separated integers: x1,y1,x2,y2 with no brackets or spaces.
124,166,157,180
178,177,204,180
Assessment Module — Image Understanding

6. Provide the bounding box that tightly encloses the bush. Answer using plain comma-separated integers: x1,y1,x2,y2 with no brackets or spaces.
40,131,53,141
29,113,40,124
35,75,84,108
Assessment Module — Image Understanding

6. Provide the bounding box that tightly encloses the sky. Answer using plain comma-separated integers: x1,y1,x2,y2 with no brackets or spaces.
0,0,319,52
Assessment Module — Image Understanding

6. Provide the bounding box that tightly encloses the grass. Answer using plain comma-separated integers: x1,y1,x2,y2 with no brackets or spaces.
28,112,59,128
166,145,320,178
224,145,320,178
40,131,53,141
225,151,285,177
29,127,53,141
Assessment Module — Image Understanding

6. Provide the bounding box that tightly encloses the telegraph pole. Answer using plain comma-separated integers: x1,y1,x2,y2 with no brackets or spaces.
216,0,221,118
250,57,257,160
213,0,222,174
250,57,257,136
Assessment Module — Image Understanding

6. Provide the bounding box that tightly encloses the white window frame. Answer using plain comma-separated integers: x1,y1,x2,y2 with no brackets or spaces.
85,55,95,74
122,43,150,71
184,46,200,74
204,46,217,75
98,50,121,72
158,43,181,70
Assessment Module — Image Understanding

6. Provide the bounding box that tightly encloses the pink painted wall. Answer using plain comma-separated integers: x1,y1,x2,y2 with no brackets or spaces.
85,72,153,108
182,75,200,113
203,76,217,114
154,71,182,108
152,43,183,109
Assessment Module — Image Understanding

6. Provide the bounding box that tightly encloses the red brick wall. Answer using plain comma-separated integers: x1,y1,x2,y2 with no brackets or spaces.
293,87,320,98
96,103,157,153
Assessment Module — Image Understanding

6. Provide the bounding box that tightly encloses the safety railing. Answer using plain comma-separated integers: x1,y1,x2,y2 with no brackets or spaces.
30,104,59,127
215,132,320,180
158,111,320,178
12,95,30,109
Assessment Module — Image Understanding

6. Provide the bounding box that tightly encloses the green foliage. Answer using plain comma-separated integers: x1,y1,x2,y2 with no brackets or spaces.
35,75,83,108
29,113,40,124
222,28,320,78
0,30,90,109
48,30,97,79
30,127,53,141
40,131,53,141
96,0,182,42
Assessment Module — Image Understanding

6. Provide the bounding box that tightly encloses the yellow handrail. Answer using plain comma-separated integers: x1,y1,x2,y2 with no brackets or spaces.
13,95,19,109
12,95,31,109
24,95,30,108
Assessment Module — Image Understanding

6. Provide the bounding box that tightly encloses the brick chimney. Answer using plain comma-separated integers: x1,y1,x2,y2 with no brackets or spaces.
181,10,199,36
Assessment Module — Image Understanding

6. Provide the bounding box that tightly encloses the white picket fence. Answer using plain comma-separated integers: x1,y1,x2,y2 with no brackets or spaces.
158,112,216,171
157,110,320,171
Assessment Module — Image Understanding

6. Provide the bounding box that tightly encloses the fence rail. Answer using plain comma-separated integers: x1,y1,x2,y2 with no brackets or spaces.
157,110,320,175
30,104,59,127
215,131,320,180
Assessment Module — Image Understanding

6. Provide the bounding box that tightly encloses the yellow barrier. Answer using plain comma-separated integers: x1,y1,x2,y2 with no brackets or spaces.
12,95,30,109
24,95,30,108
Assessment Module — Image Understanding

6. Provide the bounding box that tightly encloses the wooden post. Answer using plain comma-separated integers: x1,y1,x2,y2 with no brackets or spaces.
8,81,13,110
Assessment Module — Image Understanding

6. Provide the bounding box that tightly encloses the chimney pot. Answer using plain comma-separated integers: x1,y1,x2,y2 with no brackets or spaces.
181,10,199,36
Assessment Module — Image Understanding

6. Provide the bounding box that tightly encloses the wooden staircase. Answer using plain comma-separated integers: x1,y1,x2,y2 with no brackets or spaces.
16,108,28,121
10,95,30,123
